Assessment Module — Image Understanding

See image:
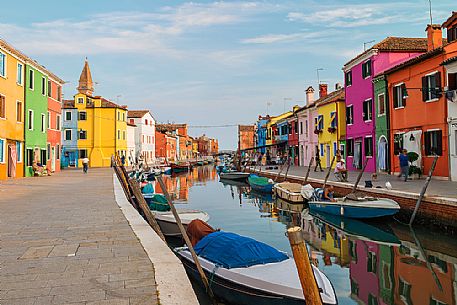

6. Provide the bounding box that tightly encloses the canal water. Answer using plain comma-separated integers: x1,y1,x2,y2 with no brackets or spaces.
156,166,457,305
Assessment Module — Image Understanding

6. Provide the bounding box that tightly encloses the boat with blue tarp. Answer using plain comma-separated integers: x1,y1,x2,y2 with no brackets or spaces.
248,174,275,193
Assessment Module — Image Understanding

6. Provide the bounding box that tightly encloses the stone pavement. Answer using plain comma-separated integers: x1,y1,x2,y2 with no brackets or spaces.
255,165,457,199
0,168,159,305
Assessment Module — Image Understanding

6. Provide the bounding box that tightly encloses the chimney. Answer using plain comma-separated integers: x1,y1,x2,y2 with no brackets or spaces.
426,24,443,51
305,86,315,106
319,84,328,98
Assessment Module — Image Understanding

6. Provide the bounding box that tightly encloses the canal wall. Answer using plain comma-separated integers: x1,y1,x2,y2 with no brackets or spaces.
248,169,457,231
113,174,200,305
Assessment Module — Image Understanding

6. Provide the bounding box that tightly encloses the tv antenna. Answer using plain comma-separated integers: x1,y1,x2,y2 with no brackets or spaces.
428,0,433,25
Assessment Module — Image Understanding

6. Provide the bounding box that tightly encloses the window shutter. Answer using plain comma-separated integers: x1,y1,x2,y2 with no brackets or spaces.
449,73,457,90
402,84,407,107
448,28,452,43
393,87,398,108
363,101,367,120
422,76,428,101
435,72,441,99
437,130,443,156
367,60,372,77
424,132,431,155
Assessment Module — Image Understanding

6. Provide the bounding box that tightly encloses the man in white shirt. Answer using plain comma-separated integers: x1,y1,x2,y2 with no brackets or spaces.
334,159,348,182
82,157,89,173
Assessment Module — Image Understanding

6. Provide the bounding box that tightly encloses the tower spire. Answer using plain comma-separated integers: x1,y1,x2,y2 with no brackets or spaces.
77,58,94,95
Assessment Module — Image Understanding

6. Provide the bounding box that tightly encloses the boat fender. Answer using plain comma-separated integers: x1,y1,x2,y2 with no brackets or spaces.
340,205,344,216
268,178,274,184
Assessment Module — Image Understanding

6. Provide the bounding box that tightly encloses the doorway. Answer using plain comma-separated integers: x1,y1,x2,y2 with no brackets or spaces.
354,141,362,169
51,147,56,172
7,144,16,178
451,121,457,181
377,136,388,171
326,145,330,168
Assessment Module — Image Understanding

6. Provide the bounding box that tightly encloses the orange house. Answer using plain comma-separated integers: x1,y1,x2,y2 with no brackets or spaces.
384,17,457,179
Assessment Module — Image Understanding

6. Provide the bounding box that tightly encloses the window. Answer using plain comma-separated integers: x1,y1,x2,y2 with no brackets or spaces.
77,97,84,104
29,69,34,90
41,77,46,95
65,111,72,121
28,110,33,130
378,93,385,116
123,131,126,140
16,141,22,162
320,144,324,157
305,120,308,135
78,111,87,121
47,80,51,97
16,101,22,122
295,122,298,134
422,72,441,101
117,130,120,139
333,142,337,155
0,52,5,77
47,144,51,160
394,133,404,155
362,60,372,78
316,115,324,130
363,99,373,121
25,148,33,166
145,119,148,125
56,115,61,131
367,251,377,273
330,112,337,128
129,119,134,124
79,149,88,158
364,136,373,157
122,113,125,121
79,130,87,140
347,139,354,156
64,129,72,141
351,279,359,296
399,278,412,305
448,26,457,43
57,86,61,102
346,105,354,124
345,70,352,86
340,144,345,158
393,84,407,108
0,139,4,163
424,130,442,156
368,294,378,305
47,111,51,129
430,297,447,305
300,122,303,134
117,112,120,121
0,95,5,119
41,113,45,132
17,63,23,85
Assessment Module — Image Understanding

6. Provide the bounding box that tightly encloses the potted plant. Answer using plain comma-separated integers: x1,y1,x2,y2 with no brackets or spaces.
328,127,336,133
314,128,322,134
407,151,422,179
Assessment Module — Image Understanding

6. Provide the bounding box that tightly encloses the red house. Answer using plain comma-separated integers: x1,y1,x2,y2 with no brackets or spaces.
47,76,64,173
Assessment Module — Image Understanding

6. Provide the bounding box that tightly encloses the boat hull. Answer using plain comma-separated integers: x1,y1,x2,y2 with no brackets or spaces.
153,210,210,236
219,172,251,181
309,200,399,219
273,185,306,204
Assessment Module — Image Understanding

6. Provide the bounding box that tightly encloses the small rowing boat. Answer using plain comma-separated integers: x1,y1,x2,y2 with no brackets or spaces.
247,174,275,193
152,208,210,237
219,171,251,181
273,182,306,203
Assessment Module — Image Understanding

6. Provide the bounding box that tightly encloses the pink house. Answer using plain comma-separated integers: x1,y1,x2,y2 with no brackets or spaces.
343,37,427,172
297,86,318,166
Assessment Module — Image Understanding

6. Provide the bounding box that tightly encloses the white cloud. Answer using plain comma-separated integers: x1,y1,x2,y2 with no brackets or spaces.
241,31,323,44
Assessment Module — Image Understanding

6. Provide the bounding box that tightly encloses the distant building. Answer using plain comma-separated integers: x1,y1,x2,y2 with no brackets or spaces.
62,59,128,168
238,125,256,151
126,122,136,165
256,116,270,154
128,110,156,163
297,86,317,167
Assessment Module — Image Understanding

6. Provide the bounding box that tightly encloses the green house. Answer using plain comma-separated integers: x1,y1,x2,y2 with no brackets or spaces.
24,64,48,176
374,75,390,173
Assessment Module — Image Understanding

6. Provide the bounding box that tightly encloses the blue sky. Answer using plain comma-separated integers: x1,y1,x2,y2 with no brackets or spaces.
1,1,454,149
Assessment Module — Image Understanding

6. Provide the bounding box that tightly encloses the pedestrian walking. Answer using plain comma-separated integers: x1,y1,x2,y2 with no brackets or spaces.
399,149,409,182
314,146,323,172
82,157,89,174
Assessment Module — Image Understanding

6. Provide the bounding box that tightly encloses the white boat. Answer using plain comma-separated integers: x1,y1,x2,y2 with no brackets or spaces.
176,238,337,305
152,208,210,236
273,182,306,203
219,171,251,181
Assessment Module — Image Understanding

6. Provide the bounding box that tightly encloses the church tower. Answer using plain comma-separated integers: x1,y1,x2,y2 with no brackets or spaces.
77,58,94,95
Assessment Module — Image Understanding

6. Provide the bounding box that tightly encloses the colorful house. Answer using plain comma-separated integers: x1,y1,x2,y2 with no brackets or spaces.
127,110,156,163
343,37,427,173
0,39,26,179
61,101,79,167
315,86,346,169
256,115,269,154
238,125,256,151
297,86,317,167
62,59,128,168
46,75,64,173
373,75,391,173
24,63,49,176
384,20,457,179
287,108,299,165
266,111,293,158
126,122,136,165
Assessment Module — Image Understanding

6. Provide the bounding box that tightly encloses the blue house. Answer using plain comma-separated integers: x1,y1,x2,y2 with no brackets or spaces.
61,101,79,168
256,116,269,153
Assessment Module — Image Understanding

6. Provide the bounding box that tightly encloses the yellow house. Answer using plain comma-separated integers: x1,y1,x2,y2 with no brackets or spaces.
71,60,127,167
0,39,26,179
265,111,293,146
315,89,345,168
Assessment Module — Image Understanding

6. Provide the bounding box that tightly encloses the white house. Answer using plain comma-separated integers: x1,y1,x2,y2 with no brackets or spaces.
126,122,136,165
127,110,156,164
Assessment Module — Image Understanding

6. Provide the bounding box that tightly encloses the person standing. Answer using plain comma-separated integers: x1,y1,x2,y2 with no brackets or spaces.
314,146,323,172
82,157,90,174
399,149,409,182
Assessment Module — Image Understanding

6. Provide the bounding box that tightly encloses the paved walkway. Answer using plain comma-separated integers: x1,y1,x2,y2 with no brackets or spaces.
0,168,159,305
254,165,457,199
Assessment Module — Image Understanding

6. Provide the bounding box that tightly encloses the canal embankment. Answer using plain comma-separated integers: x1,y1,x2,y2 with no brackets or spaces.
0,168,197,305
248,166,457,231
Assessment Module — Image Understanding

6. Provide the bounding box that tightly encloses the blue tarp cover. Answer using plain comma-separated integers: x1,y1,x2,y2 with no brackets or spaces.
194,231,288,269
141,183,154,194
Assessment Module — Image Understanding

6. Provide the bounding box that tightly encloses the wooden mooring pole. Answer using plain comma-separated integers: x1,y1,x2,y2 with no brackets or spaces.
350,158,369,194
322,156,336,190
156,176,217,304
287,227,323,305
304,157,314,183
409,154,439,226
283,156,292,182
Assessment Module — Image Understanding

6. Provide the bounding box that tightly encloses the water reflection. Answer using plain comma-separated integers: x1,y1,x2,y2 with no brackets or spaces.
159,166,457,305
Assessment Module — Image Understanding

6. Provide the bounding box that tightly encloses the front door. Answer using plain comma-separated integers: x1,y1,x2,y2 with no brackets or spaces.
354,141,362,169
7,144,16,178
451,122,457,181
51,147,56,172
326,145,331,168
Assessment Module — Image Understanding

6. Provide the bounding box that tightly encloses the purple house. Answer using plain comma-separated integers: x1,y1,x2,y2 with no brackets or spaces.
343,37,427,172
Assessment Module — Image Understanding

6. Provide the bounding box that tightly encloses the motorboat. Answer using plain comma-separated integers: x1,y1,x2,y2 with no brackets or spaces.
248,174,275,193
219,171,251,181
175,231,337,305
